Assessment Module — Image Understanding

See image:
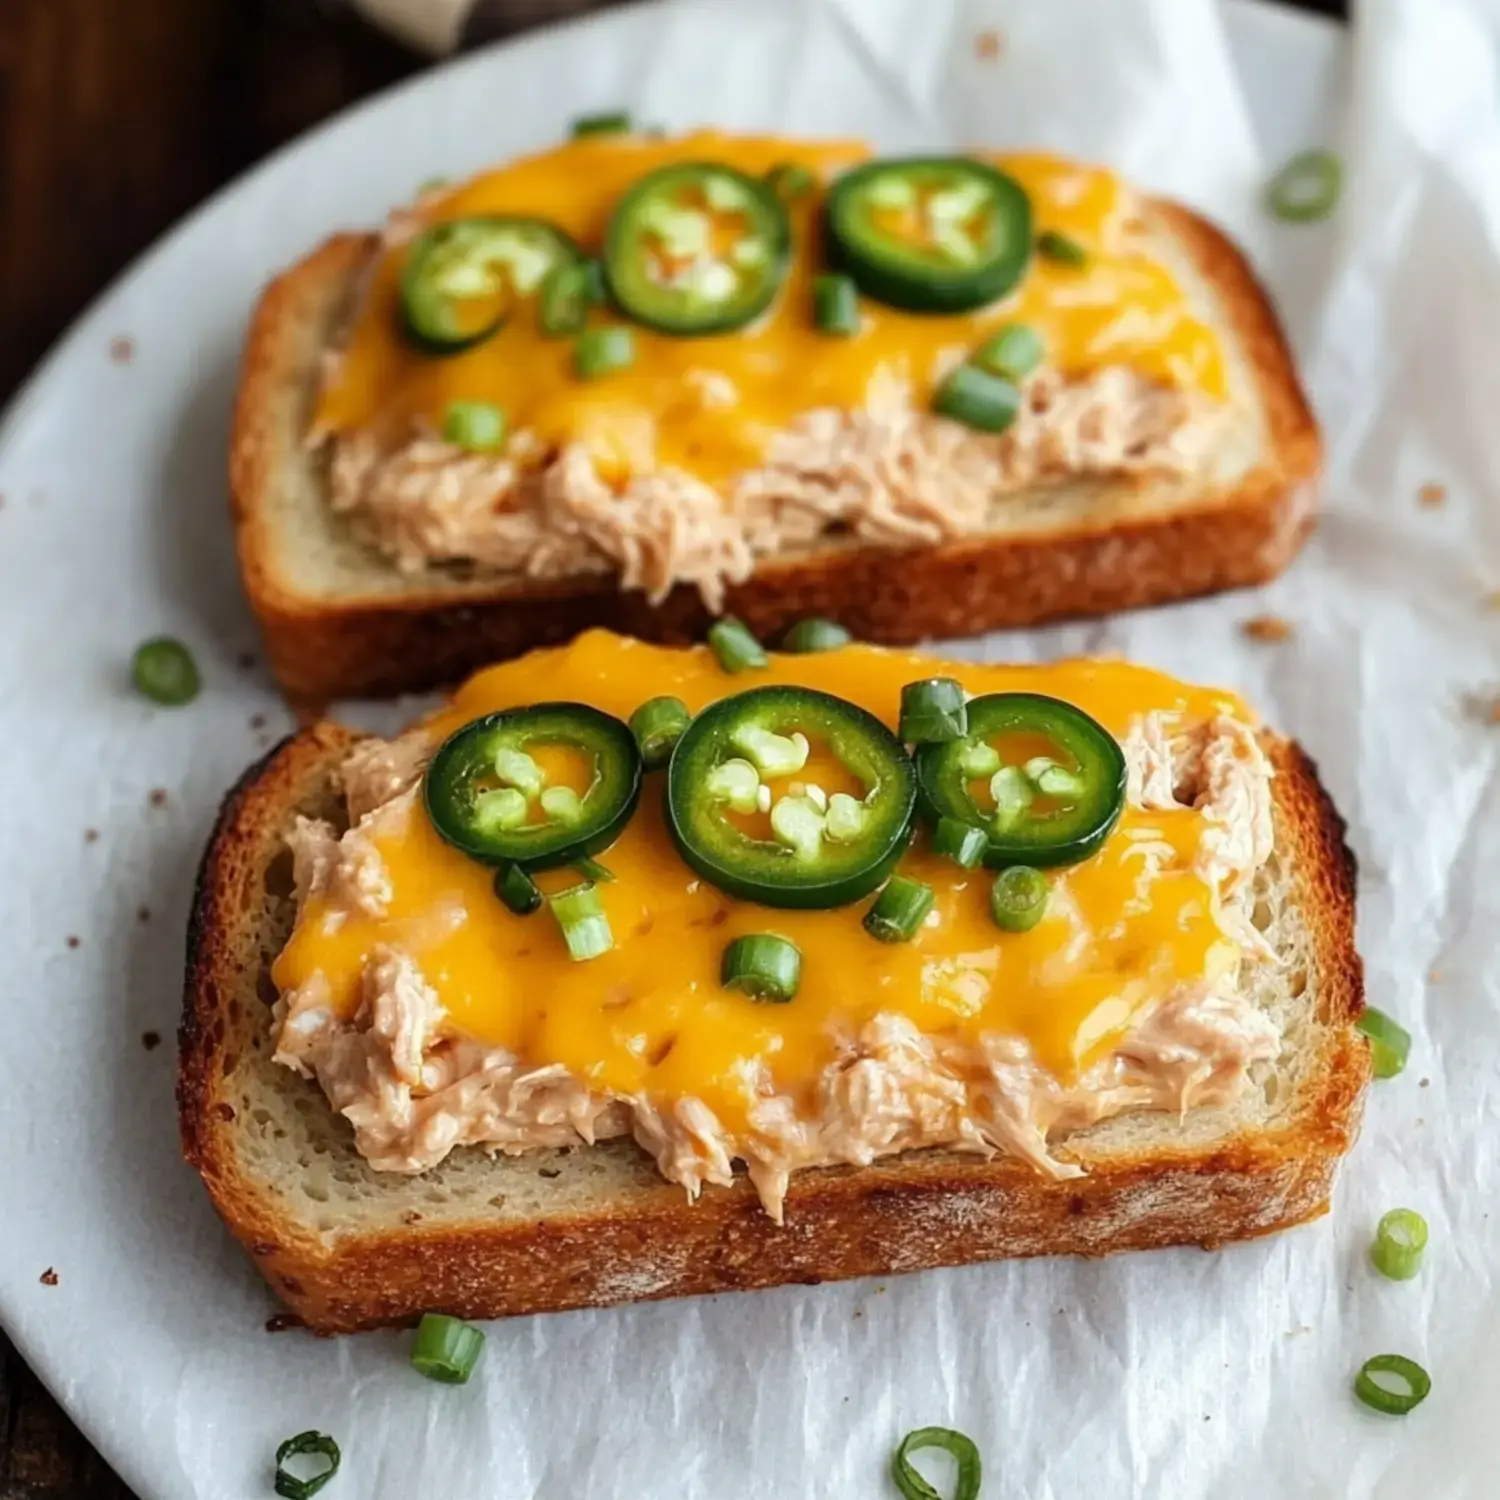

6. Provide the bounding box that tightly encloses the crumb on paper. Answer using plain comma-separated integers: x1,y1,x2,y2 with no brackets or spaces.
137,905,151,924
1418,482,1447,508
1429,967,1444,983
141,1030,162,1051
250,713,267,731
1483,590,1500,612
84,828,99,844
109,335,136,364
1420,1077,1431,1088
237,651,257,671
1463,691,1500,725
265,1313,306,1333
149,787,169,808
66,935,80,950
1242,614,1294,643
39,1268,58,1286
974,28,1004,60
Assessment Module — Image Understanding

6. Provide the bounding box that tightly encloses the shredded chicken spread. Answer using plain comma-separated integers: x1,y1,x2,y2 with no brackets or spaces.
322,364,1220,612
272,710,1280,1222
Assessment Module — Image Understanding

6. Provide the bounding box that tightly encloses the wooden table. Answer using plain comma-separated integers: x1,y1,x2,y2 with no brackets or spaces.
0,0,1344,1493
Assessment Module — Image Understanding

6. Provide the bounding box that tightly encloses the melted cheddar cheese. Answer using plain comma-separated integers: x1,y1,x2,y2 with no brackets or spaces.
315,133,1226,485
273,632,1249,1135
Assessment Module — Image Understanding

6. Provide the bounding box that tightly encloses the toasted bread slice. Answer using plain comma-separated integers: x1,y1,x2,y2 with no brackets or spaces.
179,724,1366,1335
231,203,1321,705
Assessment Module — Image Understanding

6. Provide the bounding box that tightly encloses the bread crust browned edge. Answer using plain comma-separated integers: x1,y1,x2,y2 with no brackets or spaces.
230,203,1324,706
179,724,1367,1335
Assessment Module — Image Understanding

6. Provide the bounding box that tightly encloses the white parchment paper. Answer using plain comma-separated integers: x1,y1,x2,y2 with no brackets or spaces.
0,1,1496,1496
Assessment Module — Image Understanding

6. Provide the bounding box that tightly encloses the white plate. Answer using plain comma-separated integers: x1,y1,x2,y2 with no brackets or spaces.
1,5,1420,1499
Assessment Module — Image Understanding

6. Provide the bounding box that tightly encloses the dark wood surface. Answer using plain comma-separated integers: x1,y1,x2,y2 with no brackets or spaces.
0,1,1344,1495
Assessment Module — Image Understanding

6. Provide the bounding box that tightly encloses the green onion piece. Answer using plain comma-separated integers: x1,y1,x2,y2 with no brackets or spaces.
781,617,852,652
932,817,987,869
765,162,816,202
442,399,507,453
863,877,935,944
571,110,631,137
813,273,861,337
1357,1007,1411,1079
574,325,635,380
891,1427,983,1500
900,678,968,744
274,1431,341,1500
989,765,1034,831
411,1312,486,1384
956,739,1001,779
494,863,541,916
708,616,769,673
572,855,616,884
1354,1354,1431,1416
973,323,1043,381
1371,1208,1429,1281
130,636,200,707
933,363,1022,433
629,695,691,770
1266,148,1343,224
1036,228,1089,266
540,785,583,824
538,261,596,336
417,176,450,196
548,883,613,962
721,934,802,1002
991,865,1048,933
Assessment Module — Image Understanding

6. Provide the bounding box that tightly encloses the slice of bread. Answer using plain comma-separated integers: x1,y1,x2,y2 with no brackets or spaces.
231,203,1321,705
179,724,1367,1335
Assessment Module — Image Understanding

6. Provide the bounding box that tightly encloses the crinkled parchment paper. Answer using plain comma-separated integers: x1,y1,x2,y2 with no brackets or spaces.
0,1,1496,1496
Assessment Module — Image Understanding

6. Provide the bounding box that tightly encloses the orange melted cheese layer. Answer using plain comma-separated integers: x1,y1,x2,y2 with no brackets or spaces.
315,133,1227,484
273,632,1251,1136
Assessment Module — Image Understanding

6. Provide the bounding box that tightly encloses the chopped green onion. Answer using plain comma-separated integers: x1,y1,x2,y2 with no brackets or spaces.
131,636,200,707
629,695,691,770
708,616,769,673
899,678,968,744
571,110,631,137
1354,1354,1431,1415
274,1431,341,1499
973,323,1043,381
574,325,635,379
1266,148,1343,224
933,816,987,869
442,399,507,453
417,176,450,196
765,162,816,202
572,855,615,884
1371,1208,1428,1281
1357,1007,1411,1079
933,363,1022,433
989,765,1034,830
781,617,852,652
721,934,802,1002
493,748,543,797
540,785,583,824
538,261,597,336
956,739,1001,779
824,792,867,843
411,1312,486,1384
991,865,1048,932
548,883,613,961
813,273,861,336
1036,228,1089,266
892,1427,983,1500
863,877,935,943
705,758,762,814
730,723,808,776
494,863,541,916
